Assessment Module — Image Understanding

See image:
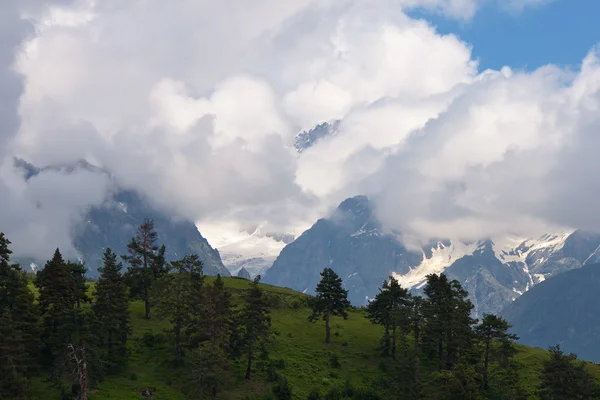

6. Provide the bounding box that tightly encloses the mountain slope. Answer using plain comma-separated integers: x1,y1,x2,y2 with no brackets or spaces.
264,196,422,304
265,195,600,316
14,159,230,277
502,263,600,362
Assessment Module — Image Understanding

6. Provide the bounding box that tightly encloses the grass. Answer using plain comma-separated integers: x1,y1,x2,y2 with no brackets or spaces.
28,277,600,399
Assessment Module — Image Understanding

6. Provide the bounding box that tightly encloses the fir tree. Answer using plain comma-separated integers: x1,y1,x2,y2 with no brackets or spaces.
122,219,160,319
155,254,203,364
187,344,229,398
68,261,90,309
539,345,597,400
238,276,271,380
0,233,39,369
366,276,410,357
202,274,233,350
423,273,475,371
308,268,351,344
36,248,78,364
151,244,168,280
93,248,131,370
0,310,29,399
474,314,518,392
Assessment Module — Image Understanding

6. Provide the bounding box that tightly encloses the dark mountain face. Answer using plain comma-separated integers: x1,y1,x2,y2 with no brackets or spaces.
264,196,422,304
72,189,229,276
502,263,600,362
263,194,600,318
13,159,229,277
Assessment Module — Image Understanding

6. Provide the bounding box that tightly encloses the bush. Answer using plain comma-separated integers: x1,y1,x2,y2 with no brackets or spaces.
324,387,342,400
328,352,341,369
307,388,321,399
272,376,292,400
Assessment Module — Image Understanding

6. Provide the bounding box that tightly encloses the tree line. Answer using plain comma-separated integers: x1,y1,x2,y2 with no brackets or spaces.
0,219,598,399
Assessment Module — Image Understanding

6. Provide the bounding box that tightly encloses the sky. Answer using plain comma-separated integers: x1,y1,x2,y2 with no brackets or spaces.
0,0,600,259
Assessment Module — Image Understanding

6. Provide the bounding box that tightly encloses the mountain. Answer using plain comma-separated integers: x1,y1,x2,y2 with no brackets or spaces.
210,226,294,278
294,121,340,152
502,263,600,362
14,159,230,277
264,195,600,316
264,196,422,304
236,267,251,280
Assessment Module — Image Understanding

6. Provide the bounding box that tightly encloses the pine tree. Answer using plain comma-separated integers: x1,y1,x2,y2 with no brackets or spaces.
539,345,598,400
187,344,229,398
122,219,159,319
308,268,351,344
202,274,233,350
0,310,29,399
474,314,518,392
93,248,131,370
155,254,203,364
423,273,475,371
151,244,168,280
0,233,39,369
68,261,90,309
36,248,78,364
238,276,271,380
366,276,410,357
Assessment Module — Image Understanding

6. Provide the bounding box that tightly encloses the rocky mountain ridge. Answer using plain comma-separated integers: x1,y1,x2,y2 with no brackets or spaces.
264,195,600,317
14,159,230,277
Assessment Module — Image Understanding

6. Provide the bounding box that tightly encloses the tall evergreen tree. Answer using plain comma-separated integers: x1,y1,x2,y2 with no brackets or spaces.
0,310,29,399
308,268,351,344
238,276,271,380
151,244,168,280
202,274,233,350
539,345,597,400
423,273,475,371
474,314,518,392
68,261,90,309
36,248,78,364
93,248,131,370
155,254,203,364
122,219,159,319
366,277,410,357
0,233,39,369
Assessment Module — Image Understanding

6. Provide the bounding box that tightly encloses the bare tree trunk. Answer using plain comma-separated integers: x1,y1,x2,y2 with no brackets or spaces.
68,344,87,400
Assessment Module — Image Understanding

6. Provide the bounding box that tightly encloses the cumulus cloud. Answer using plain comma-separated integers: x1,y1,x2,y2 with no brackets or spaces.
0,0,597,259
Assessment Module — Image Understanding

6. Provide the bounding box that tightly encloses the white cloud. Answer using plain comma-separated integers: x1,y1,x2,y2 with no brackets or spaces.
0,0,594,259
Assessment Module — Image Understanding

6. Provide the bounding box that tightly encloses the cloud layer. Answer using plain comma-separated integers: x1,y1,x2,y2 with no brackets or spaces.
1,0,599,259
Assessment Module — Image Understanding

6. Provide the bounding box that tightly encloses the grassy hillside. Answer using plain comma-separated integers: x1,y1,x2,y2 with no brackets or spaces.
28,277,600,399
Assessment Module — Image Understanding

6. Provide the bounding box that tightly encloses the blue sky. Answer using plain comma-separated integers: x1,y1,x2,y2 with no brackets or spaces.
410,0,600,72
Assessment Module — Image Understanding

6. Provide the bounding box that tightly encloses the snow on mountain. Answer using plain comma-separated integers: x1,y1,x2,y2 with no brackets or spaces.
393,231,576,293
201,223,294,278
393,240,482,289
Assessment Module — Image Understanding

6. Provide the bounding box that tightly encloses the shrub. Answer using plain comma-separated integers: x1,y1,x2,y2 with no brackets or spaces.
272,376,292,400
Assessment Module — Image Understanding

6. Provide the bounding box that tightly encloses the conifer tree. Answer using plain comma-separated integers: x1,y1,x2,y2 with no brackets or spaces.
0,310,29,399
366,277,410,357
36,248,78,364
188,344,229,398
122,219,159,319
308,268,351,344
203,274,233,349
93,248,130,370
151,244,168,280
155,254,203,364
0,233,39,368
474,314,518,391
68,261,90,309
238,276,271,380
539,345,597,400
423,273,475,371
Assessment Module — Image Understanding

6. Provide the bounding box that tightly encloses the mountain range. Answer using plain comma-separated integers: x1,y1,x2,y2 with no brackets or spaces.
14,159,230,277
264,195,600,317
